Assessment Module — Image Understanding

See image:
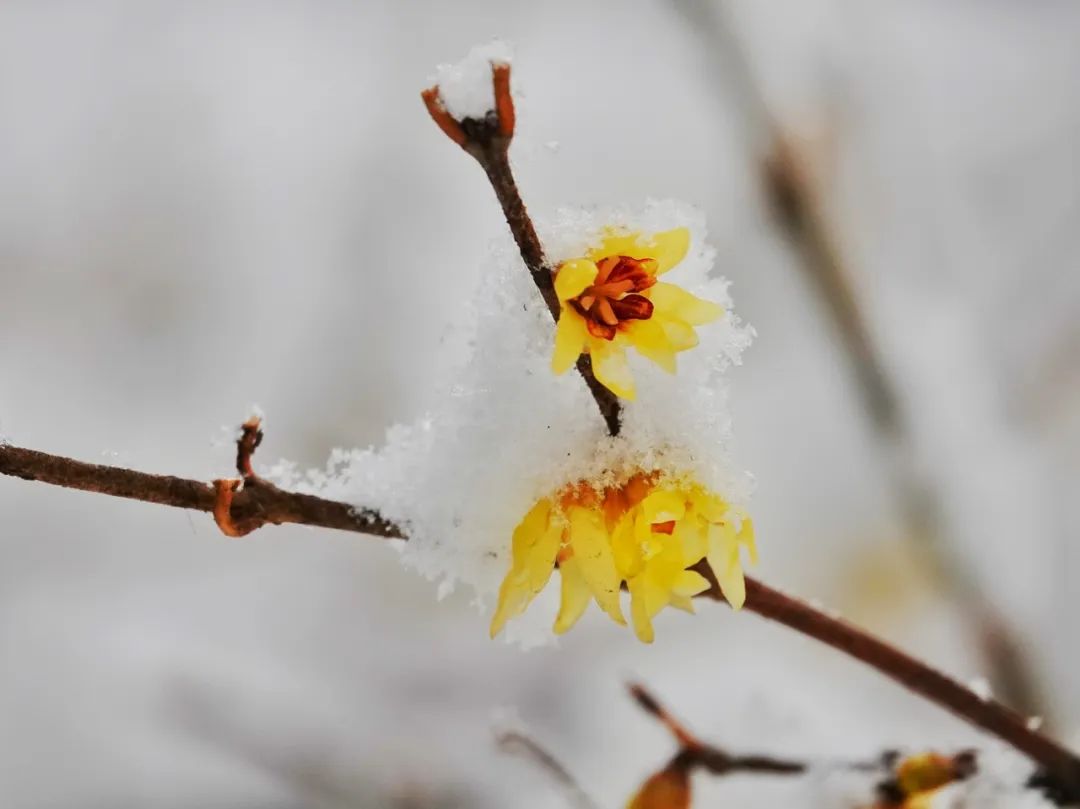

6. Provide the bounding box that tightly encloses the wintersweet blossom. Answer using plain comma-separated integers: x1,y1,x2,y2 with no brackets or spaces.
490,471,756,642
551,227,724,399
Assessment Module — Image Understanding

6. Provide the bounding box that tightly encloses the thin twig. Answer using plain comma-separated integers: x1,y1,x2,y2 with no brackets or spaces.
421,65,623,436
1,441,1078,797
694,564,1080,799
496,731,601,809
628,682,806,778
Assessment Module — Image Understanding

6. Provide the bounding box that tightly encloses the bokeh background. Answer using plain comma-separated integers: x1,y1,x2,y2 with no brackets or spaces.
1,1,1078,806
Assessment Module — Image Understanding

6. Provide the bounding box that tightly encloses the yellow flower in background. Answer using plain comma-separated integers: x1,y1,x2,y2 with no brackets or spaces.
490,472,755,642
551,228,724,400
879,751,976,809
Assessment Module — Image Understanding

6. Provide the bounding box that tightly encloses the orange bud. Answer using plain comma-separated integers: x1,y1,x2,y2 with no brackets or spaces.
626,765,691,809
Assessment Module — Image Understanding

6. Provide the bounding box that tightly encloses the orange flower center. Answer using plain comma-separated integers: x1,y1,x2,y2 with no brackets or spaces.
569,255,657,340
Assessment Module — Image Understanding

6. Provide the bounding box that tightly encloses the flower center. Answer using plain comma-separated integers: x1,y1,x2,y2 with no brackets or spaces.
569,255,657,340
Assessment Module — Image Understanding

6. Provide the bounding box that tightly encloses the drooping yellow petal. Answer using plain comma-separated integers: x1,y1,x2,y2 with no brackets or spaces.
611,513,643,579
649,282,724,325
554,555,592,634
554,259,598,301
659,317,699,352
589,338,636,400
669,594,696,614
672,570,710,598
490,500,560,637
738,516,758,564
627,576,654,643
551,308,588,375
706,520,746,610
567,507,625,625
624,319,676,373
644,227,690,275
674,517,707,563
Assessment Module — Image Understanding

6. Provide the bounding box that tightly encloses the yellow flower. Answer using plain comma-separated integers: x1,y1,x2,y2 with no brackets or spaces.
881,752,976,809
490,472,756,642
551,227,724,400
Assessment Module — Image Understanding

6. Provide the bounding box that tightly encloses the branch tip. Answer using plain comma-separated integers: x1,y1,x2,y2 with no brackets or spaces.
492,62,515,137
420,86,467,147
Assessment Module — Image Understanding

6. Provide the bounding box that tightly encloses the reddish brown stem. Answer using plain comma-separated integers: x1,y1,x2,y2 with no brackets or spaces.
421,74,623,436
0,445,403,539
704,575,1080,798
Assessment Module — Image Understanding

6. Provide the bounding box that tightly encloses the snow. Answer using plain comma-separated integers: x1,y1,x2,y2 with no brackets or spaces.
273,199,754,646
430,40,514,120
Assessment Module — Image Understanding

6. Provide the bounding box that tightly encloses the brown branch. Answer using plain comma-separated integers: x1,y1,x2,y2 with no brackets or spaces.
628,682,806,778
2,440,1078,798
0,444,404,539
693,566,1080,799
421,66,622,436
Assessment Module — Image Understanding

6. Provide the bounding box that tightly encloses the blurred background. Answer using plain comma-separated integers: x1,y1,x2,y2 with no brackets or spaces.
1,1,1078,806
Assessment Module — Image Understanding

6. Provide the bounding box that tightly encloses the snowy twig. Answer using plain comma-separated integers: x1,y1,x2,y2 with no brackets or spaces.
2,439,1077,798
421,63,623,436
628,682,807,778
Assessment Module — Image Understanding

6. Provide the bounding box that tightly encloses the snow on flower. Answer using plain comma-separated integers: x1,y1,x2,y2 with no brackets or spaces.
552,226,724,399
273,199,753,646
490,471,755,642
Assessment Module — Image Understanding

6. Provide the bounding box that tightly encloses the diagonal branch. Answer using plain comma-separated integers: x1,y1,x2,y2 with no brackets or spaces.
628,682,806,778
2,440,1077,798
674,0,1045,719
422,65,623,436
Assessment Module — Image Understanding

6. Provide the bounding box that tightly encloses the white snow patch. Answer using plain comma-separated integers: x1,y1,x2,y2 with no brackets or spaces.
431,40,514,120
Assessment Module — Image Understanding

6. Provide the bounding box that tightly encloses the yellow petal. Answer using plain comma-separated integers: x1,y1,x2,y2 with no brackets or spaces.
640,489,686,524
669,593,696,614
738,516,758,564
553,555,591,634
490,500,560,637
611,513,643,579
649,282,723,325
590,339,636,400
660,317,699,352
554,259,598,302
642,573,672,618
706,521,746,610
690,489,729,522
624,319,676,373
645,227,690,274
568,507,625,626
674,518,707,564
627,576,654,643
551,308,588,375
672,570,710,598
588,230,642,263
